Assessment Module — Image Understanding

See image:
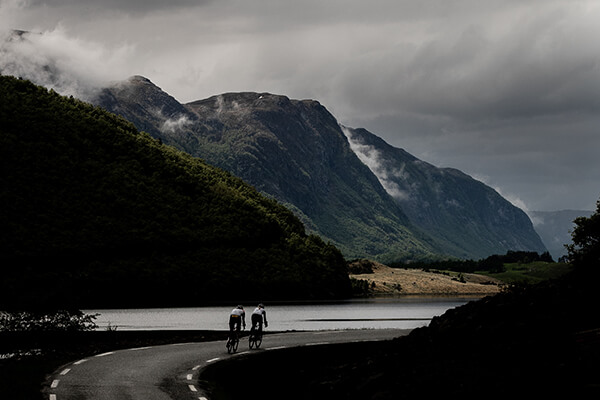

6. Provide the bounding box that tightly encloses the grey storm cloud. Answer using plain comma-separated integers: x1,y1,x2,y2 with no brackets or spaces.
3,0,600,212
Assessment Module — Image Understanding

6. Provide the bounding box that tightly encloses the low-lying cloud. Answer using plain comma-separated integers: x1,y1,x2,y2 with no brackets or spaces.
160,114,194,134
341,125,411,201
3,0,600,211
0,27,133,101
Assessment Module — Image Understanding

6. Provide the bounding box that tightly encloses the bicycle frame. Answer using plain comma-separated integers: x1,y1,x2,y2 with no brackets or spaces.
248,326,264,349
226,329,240,353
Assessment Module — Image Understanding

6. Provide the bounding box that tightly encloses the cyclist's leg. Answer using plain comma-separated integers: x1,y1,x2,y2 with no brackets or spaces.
228,317,236,340
251,314,259,332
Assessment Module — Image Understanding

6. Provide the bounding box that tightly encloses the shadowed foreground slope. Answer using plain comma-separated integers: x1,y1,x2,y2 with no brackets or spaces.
200,200,600,398
199,268,599,398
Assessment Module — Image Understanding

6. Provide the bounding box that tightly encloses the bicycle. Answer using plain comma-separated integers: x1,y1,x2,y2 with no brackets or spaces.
248,326,263,349
226,330,240,353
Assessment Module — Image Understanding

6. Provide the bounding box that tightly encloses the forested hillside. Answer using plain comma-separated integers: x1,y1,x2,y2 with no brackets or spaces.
0,75,351,309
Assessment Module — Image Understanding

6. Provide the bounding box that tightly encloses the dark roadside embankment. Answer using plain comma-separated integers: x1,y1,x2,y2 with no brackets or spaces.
199,270,600,399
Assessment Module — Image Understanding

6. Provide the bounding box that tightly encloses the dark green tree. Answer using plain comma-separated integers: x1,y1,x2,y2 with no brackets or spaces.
567,199,600,270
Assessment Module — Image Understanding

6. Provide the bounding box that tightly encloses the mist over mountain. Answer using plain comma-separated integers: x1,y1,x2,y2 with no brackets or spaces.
0,30,110,101
95,76,546,261
342,126,547,259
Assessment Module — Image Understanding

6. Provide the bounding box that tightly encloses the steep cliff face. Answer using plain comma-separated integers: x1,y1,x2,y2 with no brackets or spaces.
95,76,547,261
343,126,547,259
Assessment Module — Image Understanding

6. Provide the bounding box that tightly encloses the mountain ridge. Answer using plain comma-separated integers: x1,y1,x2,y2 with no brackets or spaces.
94,75,546,262
97,79,439,262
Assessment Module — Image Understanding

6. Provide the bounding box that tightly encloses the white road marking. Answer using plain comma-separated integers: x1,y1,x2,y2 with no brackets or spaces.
192,365,201,370
206,357,220,363
189,384,197,392
187,374,193,381
130,346,152,351
95,351,115,357
51,380,60,388
199,397,208,400
305,342,330,346
266,346,287,350
73,359,87,365
60,368,71,375
49,395,57,400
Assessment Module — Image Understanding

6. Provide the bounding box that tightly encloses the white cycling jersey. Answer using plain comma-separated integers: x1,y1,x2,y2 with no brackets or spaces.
231,308,245,317
252,307,266,316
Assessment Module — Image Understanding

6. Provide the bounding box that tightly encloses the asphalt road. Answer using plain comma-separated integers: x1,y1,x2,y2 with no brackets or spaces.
44,329,411,400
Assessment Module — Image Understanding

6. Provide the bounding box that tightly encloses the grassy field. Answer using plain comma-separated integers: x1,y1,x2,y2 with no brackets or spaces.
479,261,573,284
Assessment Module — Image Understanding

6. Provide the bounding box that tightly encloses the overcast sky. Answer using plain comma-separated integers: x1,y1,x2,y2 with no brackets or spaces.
2,0,599,214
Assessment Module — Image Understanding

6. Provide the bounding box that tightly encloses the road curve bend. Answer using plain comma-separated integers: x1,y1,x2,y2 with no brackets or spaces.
44,329,411,400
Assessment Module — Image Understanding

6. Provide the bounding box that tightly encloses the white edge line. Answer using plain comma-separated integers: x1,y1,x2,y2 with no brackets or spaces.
51,379,59,388
187,374,193,381
73,359,87,365
305,342,330,346
130,346,152,351
95,351,115,357
206,357,220,363
60,368,71,375
192,365,201,370
49,395,57,400
266,346,287,350
188,384,197,392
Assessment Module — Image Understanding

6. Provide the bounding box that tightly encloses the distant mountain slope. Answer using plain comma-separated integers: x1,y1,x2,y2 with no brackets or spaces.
0,75,351,309
343,127,547,259
95,76,547,261
531,210,592,261
97,78,438,262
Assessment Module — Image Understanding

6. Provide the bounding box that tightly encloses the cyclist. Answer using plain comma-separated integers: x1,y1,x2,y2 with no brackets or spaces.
251,303,268,333
229,305,246,337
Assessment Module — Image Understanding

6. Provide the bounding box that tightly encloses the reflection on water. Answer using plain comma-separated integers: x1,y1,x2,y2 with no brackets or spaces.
87,297,477,331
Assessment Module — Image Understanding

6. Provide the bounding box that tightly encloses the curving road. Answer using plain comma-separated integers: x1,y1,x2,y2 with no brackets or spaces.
44,329,411,400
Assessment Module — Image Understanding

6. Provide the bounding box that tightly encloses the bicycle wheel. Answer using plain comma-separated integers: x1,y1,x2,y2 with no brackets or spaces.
232,338,239,353
254,334,262,349
249,335,255,349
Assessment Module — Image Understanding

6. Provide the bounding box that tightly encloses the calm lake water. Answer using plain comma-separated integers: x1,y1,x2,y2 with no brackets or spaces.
86,297,477,331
